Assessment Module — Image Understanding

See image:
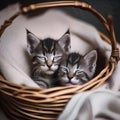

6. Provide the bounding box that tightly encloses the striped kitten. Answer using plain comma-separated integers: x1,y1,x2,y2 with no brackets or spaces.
26,29,70,88
58,50,97,86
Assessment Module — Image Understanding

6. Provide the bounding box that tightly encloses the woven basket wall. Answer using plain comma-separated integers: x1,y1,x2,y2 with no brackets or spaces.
0,1,119,120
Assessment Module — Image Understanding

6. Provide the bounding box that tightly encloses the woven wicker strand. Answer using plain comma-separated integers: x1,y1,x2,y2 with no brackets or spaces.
0,1,119,120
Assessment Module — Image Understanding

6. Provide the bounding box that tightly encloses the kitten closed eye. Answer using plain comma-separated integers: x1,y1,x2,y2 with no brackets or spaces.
75,70,83,75
37,56,46,61
53,55,62,62
61,66,69,73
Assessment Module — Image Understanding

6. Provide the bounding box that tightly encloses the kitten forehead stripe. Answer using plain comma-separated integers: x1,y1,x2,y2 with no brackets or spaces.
68,53,81,65
42,38,56,53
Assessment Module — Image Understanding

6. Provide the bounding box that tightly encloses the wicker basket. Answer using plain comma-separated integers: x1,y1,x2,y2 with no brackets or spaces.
0,1,119,120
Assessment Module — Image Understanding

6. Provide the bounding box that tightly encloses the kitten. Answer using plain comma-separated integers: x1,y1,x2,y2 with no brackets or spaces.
58,50,97,86
26,29,71,88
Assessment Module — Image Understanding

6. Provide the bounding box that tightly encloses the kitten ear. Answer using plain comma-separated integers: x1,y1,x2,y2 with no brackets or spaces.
84,50,97,73
26,29,40,54
58,29,71,53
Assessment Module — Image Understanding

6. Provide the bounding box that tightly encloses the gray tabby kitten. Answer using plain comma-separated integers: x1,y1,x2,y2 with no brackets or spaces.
58,50,97,86
26,29,70,88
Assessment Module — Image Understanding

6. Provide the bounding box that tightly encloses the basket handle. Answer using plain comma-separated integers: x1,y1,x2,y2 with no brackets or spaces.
0,0,119,62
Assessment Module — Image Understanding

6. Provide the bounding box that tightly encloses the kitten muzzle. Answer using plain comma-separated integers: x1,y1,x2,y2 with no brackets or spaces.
68,72,74,80
46,60,53,67
46,70,54,75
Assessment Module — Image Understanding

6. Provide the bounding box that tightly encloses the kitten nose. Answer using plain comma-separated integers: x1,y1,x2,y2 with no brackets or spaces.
47,60,52,67
68,72,74,79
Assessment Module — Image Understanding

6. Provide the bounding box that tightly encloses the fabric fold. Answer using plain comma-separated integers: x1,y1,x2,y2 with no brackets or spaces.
58,90,120,120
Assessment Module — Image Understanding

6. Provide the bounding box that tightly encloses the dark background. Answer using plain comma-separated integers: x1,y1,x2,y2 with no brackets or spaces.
0,0,120,43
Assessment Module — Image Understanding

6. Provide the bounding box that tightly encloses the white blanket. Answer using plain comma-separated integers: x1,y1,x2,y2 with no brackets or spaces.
58,89,120,120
